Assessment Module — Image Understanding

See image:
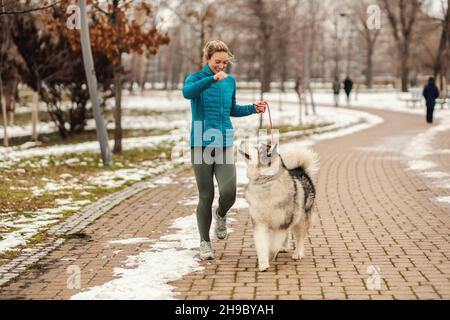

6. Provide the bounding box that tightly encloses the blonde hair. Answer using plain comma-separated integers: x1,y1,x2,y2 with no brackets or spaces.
203,40,234,62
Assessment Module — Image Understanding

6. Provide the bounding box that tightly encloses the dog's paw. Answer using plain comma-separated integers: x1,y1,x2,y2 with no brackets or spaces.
258,262,270,272
292,251,305,260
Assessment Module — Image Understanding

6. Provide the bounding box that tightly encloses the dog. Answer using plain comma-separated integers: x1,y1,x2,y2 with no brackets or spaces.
239,141,319,272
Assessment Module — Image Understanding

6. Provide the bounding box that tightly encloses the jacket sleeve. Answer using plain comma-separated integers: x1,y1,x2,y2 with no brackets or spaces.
182,74,216,99
230,88,257,117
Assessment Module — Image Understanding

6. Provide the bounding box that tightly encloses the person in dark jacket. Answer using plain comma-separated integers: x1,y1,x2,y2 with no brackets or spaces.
422,77,440,124
332,77,341,107
343,76,354,104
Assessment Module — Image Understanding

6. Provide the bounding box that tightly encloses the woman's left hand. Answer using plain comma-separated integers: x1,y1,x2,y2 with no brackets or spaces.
253,101,267,113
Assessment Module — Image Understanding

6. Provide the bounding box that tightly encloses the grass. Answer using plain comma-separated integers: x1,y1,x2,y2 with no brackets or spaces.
0,142,174,213
0,250,21,261
8,127,171,148
273,122,334,134
0,141,177,265
13,111,52,126
0,231,51,262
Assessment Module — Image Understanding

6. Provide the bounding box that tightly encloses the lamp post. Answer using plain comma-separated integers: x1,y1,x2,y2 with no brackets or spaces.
334,12,348,78
79,0,112,166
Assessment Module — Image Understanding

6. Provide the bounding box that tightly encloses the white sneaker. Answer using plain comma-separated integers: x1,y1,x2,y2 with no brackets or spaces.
213,208,227,240
199,241,214,260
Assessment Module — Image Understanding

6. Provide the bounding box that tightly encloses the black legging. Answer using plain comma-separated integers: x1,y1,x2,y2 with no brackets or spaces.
191,147,236,242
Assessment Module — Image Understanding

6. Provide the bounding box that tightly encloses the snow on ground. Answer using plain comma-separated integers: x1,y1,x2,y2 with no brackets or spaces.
0,134,176,169
1,93,188,140
1,91,381,169
0,115,188,140
68,89,450,299
0,159,177,253
71,213,204,300
3,89,449,292
437,197,450,205
402,115,450,206
0,91,385,255
107,238,153,245
240,90,449,117
0,200,91,254
1,121,59,139
71,157,248,300
71,106,385,299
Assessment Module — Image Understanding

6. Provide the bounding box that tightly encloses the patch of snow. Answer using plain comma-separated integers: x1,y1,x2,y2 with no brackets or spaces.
71,214,204,300
107,238,153,245
423,172,450,179
436,197,450,205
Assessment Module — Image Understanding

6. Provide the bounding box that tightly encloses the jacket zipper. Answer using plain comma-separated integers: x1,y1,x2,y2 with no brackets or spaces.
219,81,224,145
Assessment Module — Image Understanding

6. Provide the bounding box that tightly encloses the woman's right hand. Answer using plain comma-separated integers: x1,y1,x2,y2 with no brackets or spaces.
214,71,228,82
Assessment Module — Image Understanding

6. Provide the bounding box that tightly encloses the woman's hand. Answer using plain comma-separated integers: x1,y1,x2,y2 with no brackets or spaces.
253,101,267,114
214,71,228,82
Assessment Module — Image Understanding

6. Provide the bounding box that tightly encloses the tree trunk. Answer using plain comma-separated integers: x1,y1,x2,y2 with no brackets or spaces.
400,44,410,92
303,22,312,116
261,37,272,93
80,0,112,165
31,91,39,142
296,91,303,126
199,19,205,70
113,61,123,154
0,75,8,147
433,0,450,92
366,45,374,89
112,0,123,154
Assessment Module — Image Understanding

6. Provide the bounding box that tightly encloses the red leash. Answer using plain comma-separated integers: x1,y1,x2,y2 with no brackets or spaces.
254,101,274,145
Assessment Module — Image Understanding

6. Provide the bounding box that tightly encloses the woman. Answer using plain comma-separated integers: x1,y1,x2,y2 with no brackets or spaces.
182,40,266,260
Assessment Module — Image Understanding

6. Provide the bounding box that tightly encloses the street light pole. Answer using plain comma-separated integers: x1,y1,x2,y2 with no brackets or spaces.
335,12,348,79
79,0,112,166
334,14,339,78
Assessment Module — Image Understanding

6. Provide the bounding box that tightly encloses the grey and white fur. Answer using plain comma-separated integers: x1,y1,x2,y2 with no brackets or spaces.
239,142,319,272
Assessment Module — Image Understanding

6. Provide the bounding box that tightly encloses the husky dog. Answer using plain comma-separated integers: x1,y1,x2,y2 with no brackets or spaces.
239,142,319,272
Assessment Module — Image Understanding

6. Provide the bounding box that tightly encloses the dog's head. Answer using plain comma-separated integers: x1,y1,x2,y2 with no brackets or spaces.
239,141,282,181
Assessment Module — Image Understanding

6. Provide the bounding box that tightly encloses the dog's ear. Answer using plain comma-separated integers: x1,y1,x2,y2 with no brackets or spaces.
239,141,252,161
239,149,251,161
258,144,272,165
271,144,278,156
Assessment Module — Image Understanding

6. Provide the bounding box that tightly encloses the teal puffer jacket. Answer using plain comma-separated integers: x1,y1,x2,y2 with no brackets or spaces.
182,64,257,148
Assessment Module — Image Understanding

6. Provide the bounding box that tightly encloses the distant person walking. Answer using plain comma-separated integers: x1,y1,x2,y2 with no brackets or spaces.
422,77,440,124
343,76,354,105
295,76,307,118
332,77,341,107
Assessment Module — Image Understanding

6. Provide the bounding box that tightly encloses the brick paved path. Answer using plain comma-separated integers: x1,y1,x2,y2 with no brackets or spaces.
1,107,449,300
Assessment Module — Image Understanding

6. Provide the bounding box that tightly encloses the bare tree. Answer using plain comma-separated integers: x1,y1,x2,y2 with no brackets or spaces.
250,0,274,96
163,0,216,70
352,0,381,88
380,0,423,92
432,0,450,91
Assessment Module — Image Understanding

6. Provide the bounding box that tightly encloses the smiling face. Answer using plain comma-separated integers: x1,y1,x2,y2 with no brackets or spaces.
206,51,231,74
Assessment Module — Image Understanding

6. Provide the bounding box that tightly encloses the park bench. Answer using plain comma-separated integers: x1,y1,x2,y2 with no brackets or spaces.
436,95,449,109
403,90,423,109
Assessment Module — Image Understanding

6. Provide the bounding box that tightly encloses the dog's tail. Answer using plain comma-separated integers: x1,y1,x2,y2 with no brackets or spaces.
280,145,319,178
